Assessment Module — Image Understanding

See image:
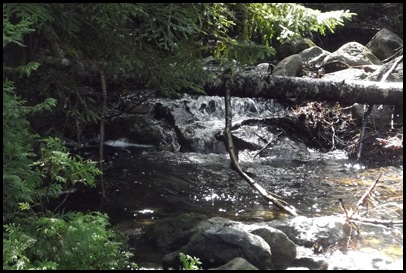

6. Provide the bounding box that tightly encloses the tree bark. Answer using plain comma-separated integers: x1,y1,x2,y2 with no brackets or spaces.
205,71,403,107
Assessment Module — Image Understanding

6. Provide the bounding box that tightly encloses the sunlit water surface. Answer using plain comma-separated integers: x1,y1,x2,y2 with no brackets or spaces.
96,146,402,270
69,94,402,270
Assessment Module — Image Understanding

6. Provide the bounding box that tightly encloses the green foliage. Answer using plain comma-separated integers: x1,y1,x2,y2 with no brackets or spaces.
3,4,355,269
3,8,136,270
179,252,203,270
4,3,356,126
3,5,35,48
3,80,43,216
33,137,101,187
3,212,137,270
240,3,355,43
213,3,355,66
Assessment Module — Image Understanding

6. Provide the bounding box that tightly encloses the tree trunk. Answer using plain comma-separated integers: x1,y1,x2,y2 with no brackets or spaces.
205,71,403,107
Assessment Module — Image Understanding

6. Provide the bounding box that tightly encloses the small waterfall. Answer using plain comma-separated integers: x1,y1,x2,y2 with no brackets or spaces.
153,94,290,153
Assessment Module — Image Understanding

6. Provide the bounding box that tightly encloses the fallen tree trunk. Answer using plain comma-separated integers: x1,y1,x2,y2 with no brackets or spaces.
205,71,403,107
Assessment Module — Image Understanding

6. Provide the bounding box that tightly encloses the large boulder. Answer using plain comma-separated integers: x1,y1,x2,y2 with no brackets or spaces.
251,227,297,269
371,56,403,82
321,68,372,81
208,257,259,270
277,38,314,60
162,226,274,270
366,28,403,60
273,54,303,77
321,42,382,70
143,213,208,253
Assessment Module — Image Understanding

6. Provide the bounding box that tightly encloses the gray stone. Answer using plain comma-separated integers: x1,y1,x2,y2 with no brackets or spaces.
146,212,208,252
321,42,382,68
273,54,303,77
321,68,371,81
267,215,345,247
251,227,297,269
208,257,259,270
163,226,274,270
366,28,403,60
298,46,330,64
278,38,313,60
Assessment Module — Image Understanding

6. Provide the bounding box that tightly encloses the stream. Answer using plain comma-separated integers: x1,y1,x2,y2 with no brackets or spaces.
68,94,403,270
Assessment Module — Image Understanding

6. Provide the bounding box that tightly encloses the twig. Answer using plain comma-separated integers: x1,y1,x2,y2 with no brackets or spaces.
348,216,403,227
254,131,283,158
356,104,373,162
379,55,403,82
350,171,382,217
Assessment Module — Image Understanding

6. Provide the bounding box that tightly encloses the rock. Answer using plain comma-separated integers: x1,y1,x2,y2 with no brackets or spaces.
321,68,370,81
370,57,403,82
277,38,314,60
291,257,329,270
208,257,259,270
144,212,208,252
298,46,330,64
267,215,345,247
351,103,394,129
106,114,180,151
162,226,274,270
321,42,382,69
255,62,271,72
366,28,403,60
273,54,303,77
251,227,297,269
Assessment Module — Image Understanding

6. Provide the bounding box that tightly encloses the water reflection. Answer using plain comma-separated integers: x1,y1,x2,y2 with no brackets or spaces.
98,146,402,270
74,93,402,269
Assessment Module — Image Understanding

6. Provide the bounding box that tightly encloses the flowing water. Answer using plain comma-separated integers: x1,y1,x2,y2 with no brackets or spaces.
72,94,403,270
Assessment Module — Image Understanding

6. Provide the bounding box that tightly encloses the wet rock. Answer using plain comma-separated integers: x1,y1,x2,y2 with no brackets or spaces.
162,226,274,270
231,125,269,151
291,257,329,270
351,103,394,129
267,215,345,248
144,212,208,253
106,114,179,151
208,257,259,270
251,227,297,269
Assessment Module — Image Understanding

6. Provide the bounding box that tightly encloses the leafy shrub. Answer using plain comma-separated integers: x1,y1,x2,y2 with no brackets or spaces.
3,212,137,270
179,252,202,270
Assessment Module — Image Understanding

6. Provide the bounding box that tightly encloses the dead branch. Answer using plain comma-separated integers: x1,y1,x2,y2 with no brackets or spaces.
340,171,403,231
356,56,402,161
356,104,373,161
348,216,403,227
350,171,382,217
254,131,283,158
224,85,298,216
